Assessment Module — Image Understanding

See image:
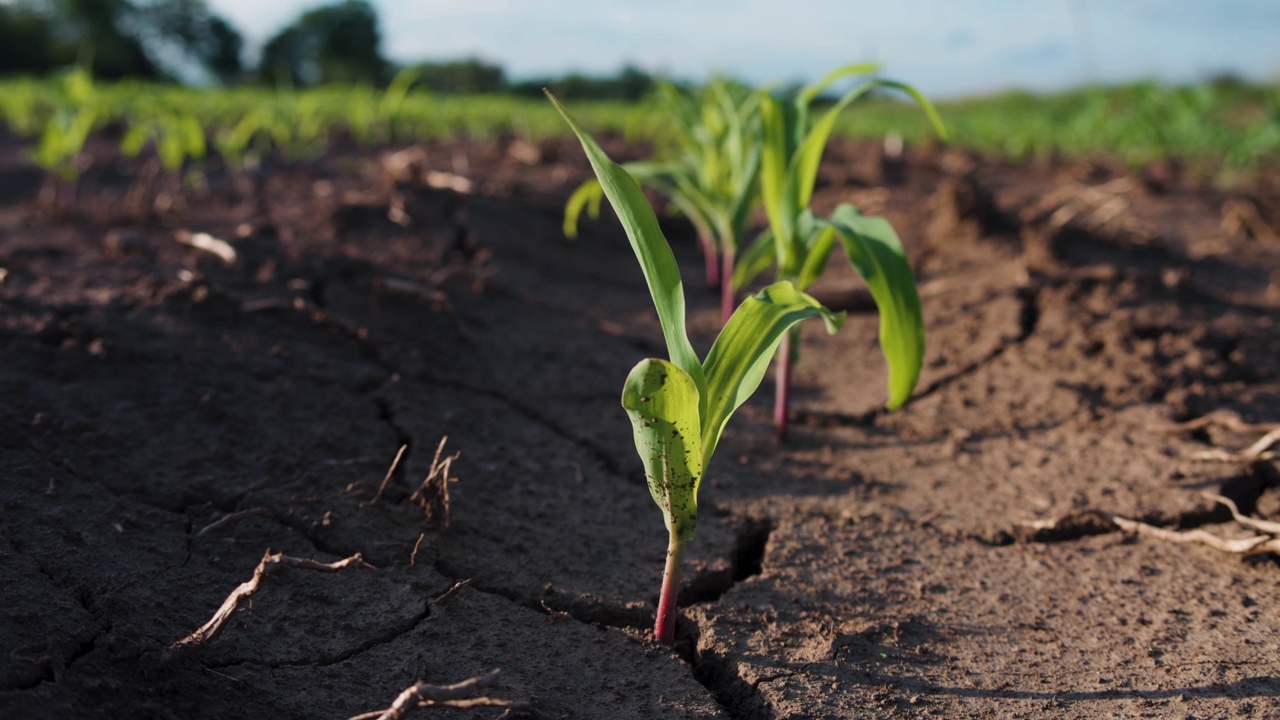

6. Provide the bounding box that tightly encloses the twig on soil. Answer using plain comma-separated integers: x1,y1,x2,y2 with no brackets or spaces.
347,669,529,720
1024,497,1280,557
240,294,370,338
1187,427,1280,463
1109,515,1280,555
409,533,425,566
411,437,460,528
1243,427,1280,460
1161,411,1280,462
175,230,237,265
1221,198,1279,244
367,444,409,505
375,276,448,306
1161,409,1280,435
431,578,473,606
196,507,264,537
169,549,374,652
1201,493,1280,536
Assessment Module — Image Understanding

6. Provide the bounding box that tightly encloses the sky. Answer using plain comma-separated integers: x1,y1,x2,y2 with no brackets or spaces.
207,0,1280,99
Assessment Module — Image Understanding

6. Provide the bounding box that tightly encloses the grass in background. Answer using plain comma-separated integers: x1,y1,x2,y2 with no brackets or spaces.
1,75,1276,180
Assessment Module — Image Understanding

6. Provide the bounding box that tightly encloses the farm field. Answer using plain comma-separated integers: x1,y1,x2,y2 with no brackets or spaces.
1,100,1279,720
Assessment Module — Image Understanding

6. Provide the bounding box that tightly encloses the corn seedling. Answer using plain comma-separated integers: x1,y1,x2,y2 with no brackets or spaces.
740,63,944,439
565,78,762,323
550,91,853,644
120,100,208,217
30,69,101,214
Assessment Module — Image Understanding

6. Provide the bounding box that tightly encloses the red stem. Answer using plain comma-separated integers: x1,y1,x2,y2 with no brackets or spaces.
719,242,736,325
774,329,793,442
654,528,686,645
699,233,721,290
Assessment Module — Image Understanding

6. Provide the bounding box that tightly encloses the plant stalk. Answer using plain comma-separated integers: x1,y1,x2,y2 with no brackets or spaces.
719,242,736,325
654,526,687,645
698,232,720,290
774,328,794,441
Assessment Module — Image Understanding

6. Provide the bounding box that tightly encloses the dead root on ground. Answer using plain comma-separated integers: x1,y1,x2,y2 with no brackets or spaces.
1023,493,1280,557
348,669,531,720
1021,177,1147,237
169,550,374,653
411,436,460,528
1161,409,1280,462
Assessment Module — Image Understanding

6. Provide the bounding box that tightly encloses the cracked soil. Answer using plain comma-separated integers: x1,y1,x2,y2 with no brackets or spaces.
1,131,1279,719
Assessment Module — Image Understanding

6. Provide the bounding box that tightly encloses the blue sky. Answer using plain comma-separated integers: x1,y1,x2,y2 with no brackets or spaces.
208,0,1280,98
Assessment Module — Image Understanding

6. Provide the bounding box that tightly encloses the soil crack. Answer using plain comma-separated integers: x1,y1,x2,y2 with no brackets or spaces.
420,374,625,477
203,599,432,671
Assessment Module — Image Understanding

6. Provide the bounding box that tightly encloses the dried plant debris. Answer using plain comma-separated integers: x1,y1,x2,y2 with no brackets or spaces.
348,669,530,720
169,550,374,653
411,436,461,528
1024,494,1280,557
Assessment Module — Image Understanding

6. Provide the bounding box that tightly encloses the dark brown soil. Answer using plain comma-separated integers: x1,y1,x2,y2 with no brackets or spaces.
2,130,1278,719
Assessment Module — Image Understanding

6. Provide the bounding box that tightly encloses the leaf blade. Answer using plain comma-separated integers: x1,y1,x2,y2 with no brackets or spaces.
547,90,706,395
823,204,925,410
700,281,843,467
622,359,704,540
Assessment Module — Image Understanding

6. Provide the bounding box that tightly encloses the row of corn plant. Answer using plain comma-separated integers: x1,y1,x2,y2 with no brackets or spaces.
565,64,945,440
565,78,762,323
546,61,941,643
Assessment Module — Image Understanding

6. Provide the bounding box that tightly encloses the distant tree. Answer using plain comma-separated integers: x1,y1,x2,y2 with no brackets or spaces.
0,0,243,82
42,0,160,79
413,58,505,94
259,0,388,86
512,64,657,100
142,0,245,84
0,2,71,74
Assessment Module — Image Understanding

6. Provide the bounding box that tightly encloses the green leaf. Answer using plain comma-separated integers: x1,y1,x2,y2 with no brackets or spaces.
547,90,707,398
792,79,880,211
798,62,881,107
796,225,837,290
700,281,843,467
562,178,603,239
759,95,797,267
875,79,949,142
822,204,925,410
731,227,776,291
622,358,704,540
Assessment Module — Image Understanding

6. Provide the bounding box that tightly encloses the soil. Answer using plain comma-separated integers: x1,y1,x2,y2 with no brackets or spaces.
1,128,1279,720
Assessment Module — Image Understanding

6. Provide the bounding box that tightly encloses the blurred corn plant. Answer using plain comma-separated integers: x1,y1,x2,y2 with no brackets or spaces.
565,78,763,323
31,68,102,213
119,98,208,217
738,63,945,439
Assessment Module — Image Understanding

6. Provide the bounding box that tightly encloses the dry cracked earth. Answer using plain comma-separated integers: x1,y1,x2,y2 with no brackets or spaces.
1,130,1279,719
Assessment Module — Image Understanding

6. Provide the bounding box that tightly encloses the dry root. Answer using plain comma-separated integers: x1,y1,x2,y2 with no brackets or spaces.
348,669,530,720
170,550,374,652
1024,493,1280,557
1162,411,1280,462
175,230,237,265
412,437,460,528
1020,177,1151,239
1221,197,1278,244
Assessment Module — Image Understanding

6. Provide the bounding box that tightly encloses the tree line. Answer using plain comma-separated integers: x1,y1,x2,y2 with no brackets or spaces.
0,0,658,99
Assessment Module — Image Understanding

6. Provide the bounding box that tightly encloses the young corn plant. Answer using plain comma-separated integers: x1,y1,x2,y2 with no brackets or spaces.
737,63,945,440
564,78,762,323
31,69,101,215
120,101,208,217
550,90,932,645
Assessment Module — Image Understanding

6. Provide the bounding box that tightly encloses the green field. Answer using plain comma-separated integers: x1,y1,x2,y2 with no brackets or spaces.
3,72,1277,182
